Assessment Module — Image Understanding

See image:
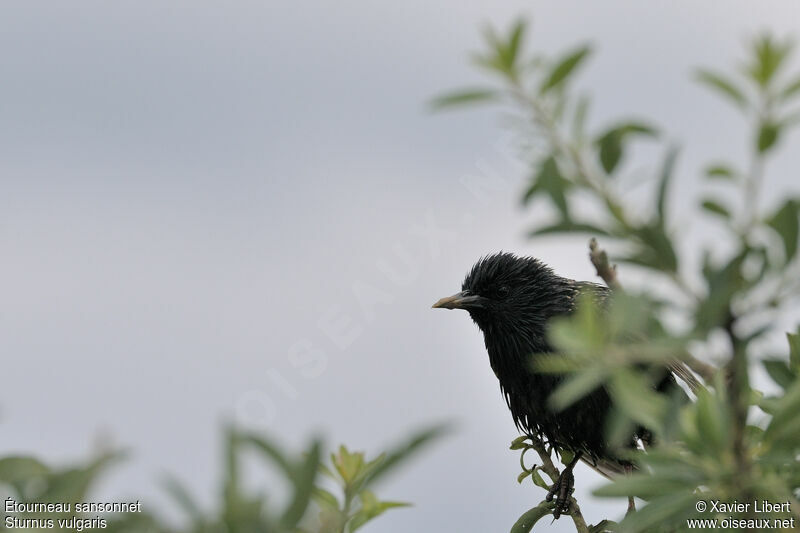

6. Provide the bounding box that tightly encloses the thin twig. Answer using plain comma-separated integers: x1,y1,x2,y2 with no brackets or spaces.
530,439,590,533
725,313,756,522
589,238,620,290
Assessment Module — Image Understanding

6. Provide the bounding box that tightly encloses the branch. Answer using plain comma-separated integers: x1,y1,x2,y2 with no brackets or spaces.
528,439,590,533
724,312,756,521
588,238,621,290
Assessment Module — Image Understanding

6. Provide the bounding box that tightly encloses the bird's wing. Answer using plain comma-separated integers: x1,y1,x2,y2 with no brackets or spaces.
581,455,629,479
667,360,702,394
572,280,611,307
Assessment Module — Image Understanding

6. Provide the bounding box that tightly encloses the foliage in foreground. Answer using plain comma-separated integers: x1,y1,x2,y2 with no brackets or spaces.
0,425,445,533
436,18,800,533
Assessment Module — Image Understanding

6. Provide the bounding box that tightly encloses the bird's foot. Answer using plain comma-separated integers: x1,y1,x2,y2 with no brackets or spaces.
545,451,582,519
545,467,574,519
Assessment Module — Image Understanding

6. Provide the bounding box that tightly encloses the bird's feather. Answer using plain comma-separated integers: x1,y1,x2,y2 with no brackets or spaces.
439,252,691,475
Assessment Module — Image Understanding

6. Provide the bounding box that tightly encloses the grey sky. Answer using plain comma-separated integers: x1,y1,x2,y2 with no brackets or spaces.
2,1,800,532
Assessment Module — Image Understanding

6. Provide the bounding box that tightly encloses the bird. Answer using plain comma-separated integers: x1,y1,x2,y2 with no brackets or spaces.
432,252,684,518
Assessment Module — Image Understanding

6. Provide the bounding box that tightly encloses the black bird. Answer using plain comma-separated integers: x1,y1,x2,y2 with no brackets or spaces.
433,252,682,517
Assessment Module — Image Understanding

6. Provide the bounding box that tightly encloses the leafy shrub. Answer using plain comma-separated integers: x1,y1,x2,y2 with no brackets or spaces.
436,18,800,532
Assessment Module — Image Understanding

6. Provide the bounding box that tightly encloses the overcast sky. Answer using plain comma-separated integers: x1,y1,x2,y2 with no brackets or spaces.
2,2,800,532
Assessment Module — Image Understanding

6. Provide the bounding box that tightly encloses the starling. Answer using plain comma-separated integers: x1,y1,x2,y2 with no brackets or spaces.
433,252,683,517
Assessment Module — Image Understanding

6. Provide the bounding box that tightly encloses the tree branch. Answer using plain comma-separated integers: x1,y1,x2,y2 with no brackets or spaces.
588,238,620,290
529,439,590,533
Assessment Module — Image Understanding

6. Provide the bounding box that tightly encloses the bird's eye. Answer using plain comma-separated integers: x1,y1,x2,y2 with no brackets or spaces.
497,285,510,298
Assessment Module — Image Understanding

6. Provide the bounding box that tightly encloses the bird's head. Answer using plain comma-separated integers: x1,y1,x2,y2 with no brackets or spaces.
432,252,568,336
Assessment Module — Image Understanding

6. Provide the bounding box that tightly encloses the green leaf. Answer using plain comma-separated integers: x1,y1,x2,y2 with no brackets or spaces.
701,199,731,219
759,394,781,415
606,406,639,449
604,196,629,227
161,474,204,523
510,436,529,450
594,473,696,499
319,461,338,481
517,470,532,483
223,427,241,509
762,359,795,389
704,164,737,180
788,329,800,371
0,456,50,486
375,500,411,511
780,75,800,100
347,452,387,496
596,122,657,174
550,369,607,411
606,291,657,340
617,492,698,532
349,509,374,531
627,223,678,273
656,147,678,226
547,293,607,354
531,469,550,490
695,251,746,333
589,520,618,533
598,131,623,174
528,221,611,237
757,121,781,153
239,431,294,478
430,89,498,110
510,502,553,533
694,69,748,109
539,45,591,94
609,371,667,435
535,353,583,373
474,20,527,81
746,34,793,88
694,388,729,454
621,123,658,136
505,20,526,71
280,439,321,530
349,491,410,532
39,452,122,504
332,446,364,485
312,487,340,510
522,156,572,216
316,507,346,533
471,51,506,76
559,449,575,466
766,198,799,261
360,425,449,488
764,379,800,444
